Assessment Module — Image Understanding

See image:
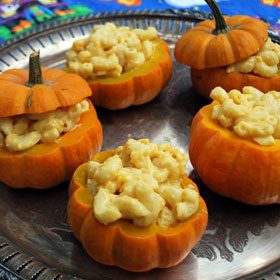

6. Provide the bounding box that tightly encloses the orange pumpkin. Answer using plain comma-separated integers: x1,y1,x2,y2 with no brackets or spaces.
174,0,270,98
191,68,280,99
0,53,92,117
189,102,280,205
0,52,103,189
88,38,173,110
67,150,208,272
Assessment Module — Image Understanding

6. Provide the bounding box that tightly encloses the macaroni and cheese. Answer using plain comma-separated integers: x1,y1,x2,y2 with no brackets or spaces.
66,23,158,79
87,139,199,228
210,86,280,145
226,39,280,77
0,100,90,152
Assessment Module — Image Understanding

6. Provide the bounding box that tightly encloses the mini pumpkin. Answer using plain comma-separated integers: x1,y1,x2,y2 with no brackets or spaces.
174,0,273,98
191,67,280,99
189,102,280,205
89,39,172,110
0,52,103,189
67,150,208,272
66,24,173,110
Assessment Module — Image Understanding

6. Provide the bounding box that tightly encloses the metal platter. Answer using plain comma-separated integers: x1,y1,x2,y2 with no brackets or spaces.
0,10,280,280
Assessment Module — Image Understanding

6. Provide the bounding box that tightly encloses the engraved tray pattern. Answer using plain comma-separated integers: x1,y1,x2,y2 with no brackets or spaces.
0,10,279,280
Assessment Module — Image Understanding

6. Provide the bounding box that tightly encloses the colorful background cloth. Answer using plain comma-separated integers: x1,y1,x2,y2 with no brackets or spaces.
0,0,280,43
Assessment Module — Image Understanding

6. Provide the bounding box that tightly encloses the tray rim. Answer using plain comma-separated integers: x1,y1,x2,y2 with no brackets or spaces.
0,9,279,280
1,8,279,53
0,8,213,52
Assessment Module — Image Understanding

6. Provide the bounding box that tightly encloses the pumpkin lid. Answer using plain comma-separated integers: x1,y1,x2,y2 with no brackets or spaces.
174,0,269,69
0,51,92,117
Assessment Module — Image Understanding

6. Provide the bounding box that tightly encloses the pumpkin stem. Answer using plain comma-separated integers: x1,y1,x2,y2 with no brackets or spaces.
204,0,230,35
27,51,43,87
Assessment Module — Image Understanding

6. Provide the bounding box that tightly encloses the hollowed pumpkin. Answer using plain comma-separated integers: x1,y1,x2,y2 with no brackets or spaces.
0,52,103,189
67,150,208,272
191,68,280,99
88,38,173,110
174,0,270,98
189,103,280,205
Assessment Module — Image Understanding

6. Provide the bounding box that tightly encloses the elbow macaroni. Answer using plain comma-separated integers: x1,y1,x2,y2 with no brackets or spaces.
226,39,280,77
210,86,280,145
0,100,90,152
66,23,158,79
87,139,200,228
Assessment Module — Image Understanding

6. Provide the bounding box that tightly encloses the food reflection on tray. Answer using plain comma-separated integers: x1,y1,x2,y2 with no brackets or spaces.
0,0,279,274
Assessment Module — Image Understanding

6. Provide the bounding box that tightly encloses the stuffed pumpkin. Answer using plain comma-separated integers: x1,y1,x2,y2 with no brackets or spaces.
0,51,103,189
174,0,280,99
68,139,208,272
189,86,280,205
66,23,173,110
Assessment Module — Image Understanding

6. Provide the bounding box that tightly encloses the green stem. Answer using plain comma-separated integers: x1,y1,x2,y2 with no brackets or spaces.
204,0,230,35
26,51,43,87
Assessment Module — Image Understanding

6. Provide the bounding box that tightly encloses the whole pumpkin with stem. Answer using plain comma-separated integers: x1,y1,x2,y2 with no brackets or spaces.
67,150,208,272
0,51,103,189
174,0,276,98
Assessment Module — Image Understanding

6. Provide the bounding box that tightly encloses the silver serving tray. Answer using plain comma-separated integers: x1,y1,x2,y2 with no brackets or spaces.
0,10,279,280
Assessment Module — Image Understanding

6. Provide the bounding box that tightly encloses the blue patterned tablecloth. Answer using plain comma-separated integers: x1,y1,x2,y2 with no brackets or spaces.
0,0,280,42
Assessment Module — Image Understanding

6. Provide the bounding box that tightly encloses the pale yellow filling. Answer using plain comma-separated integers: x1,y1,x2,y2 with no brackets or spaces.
86,139,199,228
0,100,90,152
210,86,280,145
226,39,280,77
66,23,158,79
